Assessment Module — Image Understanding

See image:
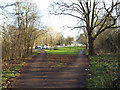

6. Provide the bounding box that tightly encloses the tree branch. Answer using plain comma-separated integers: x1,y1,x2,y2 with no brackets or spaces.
94,19,117,39
0,2,17,9
50,12,86,22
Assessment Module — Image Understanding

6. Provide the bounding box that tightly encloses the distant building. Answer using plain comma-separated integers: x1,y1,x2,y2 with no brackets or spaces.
71,41,84,46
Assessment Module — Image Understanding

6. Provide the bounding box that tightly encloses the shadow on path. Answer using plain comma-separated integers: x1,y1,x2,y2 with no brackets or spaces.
12,50,90,88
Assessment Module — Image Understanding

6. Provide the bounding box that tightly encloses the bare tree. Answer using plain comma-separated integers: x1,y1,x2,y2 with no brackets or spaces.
50,0,120,55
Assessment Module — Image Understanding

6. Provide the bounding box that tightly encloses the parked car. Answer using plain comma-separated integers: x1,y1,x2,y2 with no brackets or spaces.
35,45,41,49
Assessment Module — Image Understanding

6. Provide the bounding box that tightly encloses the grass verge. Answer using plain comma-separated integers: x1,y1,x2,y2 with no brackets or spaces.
87,55,119,88
2,50,41,88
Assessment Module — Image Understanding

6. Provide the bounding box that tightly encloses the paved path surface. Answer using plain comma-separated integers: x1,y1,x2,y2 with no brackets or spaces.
12,50,90,88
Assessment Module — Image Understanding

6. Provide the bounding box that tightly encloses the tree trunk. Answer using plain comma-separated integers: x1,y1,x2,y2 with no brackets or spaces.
26,44,30,55
88,35,95,55
85,44,87,49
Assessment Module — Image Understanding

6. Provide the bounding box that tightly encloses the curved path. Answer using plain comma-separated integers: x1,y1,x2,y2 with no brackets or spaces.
12,50,90,88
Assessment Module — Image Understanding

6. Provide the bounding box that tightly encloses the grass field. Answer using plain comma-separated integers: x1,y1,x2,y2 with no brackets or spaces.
45,46,84,55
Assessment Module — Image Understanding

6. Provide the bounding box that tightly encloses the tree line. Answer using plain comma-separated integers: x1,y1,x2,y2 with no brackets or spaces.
1,0,44,60
34,27,74,47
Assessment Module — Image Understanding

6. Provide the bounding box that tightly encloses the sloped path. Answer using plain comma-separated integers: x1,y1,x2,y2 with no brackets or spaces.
12,50,90,88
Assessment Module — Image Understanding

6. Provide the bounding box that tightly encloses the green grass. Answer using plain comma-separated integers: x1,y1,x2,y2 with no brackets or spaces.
45,46,84,55
87,55,119,88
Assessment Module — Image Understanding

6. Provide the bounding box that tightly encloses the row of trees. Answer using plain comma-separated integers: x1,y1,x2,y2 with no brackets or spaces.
1,0,44,60
34,27,74,47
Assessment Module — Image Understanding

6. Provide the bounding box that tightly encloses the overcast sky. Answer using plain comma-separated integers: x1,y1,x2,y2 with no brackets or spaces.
32,0,79,39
